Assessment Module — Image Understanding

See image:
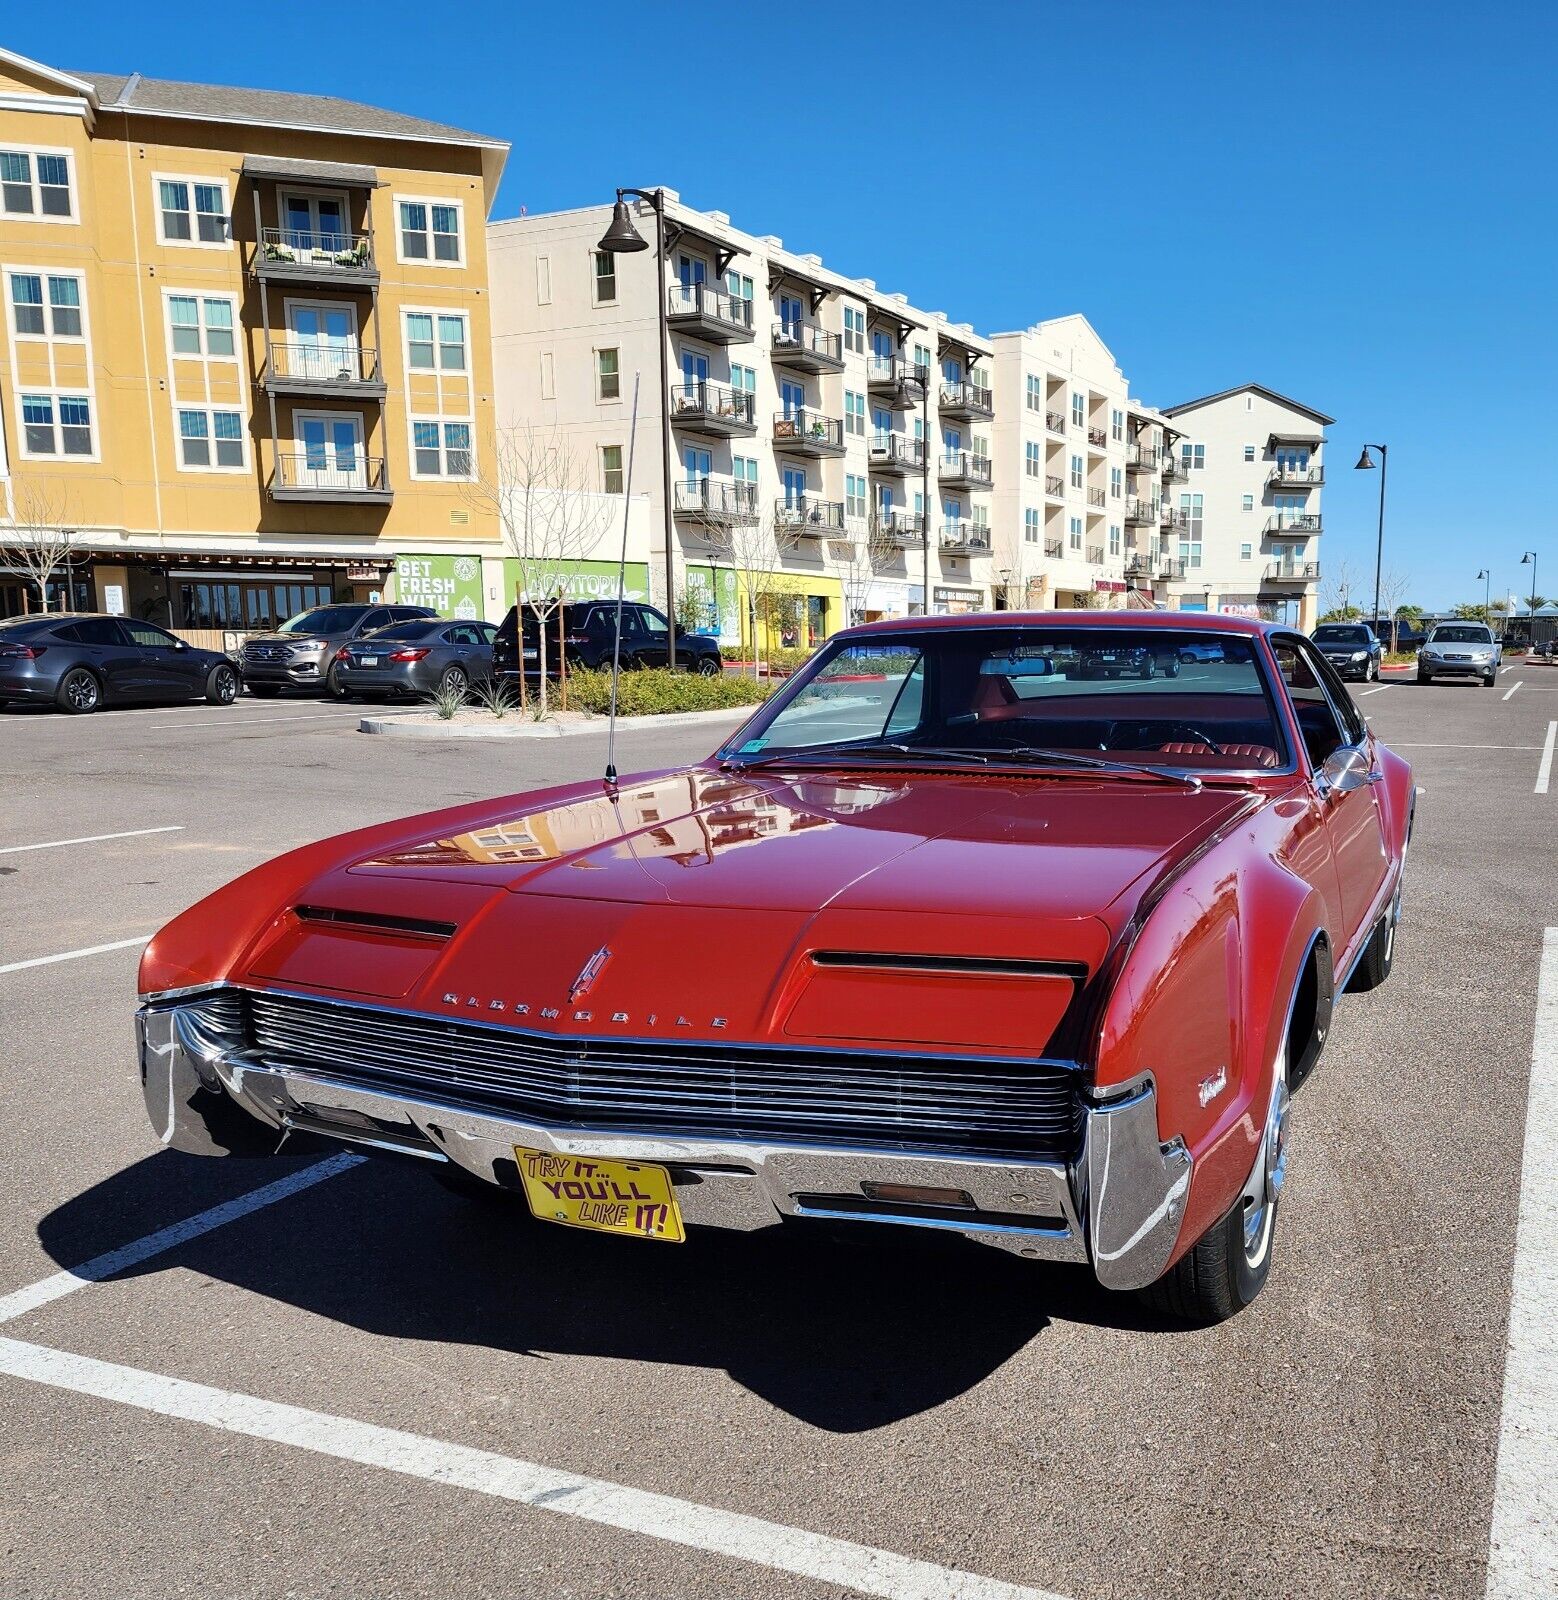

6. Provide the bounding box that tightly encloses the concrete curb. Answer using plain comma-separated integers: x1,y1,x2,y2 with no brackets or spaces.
358,706,754,739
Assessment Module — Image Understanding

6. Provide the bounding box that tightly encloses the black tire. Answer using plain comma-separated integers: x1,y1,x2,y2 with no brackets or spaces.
1417,671,1432,685
1349,880,1401,993
324,661,348,700
438,664,469,699
55,667,102,714
247,682,281,698
1139,660,1154,680
1367,659,1380,682
1482,672,1496,687
696,656,721,678
205,663,239,705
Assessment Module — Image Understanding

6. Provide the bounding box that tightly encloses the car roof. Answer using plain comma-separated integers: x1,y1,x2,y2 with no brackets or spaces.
840,609,1277,639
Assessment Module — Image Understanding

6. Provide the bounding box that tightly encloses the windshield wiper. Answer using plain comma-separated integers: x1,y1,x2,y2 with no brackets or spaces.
944,745,1206,791
721,741,992,772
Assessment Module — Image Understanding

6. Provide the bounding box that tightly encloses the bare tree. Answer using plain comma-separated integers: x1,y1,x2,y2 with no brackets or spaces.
699,501,804,678
1320,556,1361,622
5,480,77,612
1376,567,1412,650
836,509,902,627
465,425,613,716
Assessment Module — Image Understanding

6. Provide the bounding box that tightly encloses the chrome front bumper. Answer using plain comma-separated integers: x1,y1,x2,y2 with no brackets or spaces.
137,998,1191,1292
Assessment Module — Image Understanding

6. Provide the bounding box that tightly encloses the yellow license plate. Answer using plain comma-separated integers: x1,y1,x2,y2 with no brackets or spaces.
514,1147,684,1243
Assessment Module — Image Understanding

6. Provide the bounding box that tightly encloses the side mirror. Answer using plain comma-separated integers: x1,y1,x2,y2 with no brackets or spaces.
1318,746,1370,795
172,639,188,651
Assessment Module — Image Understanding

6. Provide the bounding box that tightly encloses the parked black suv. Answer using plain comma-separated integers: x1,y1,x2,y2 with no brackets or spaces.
1310,622,1385,682
239,603,437,698
494,601,722,681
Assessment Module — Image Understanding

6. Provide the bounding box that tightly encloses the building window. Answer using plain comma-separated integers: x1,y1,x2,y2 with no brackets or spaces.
731,363,756,393
726,270,753,303
156,177,229,245
398,199,463,264
1024,508,1040,544
1181,442,1205,471
1244,444,1256,461
601,444,624,494
1071,392,1085,428
1026,374,1042,412
177,407,245,470
1242,493,1254,511
1070,453,1083,489
8,272,82,338
596,347,620,401
1110,466,1122,498
733,454,758,487
1180,492,1204,543
412,418,474,477
1109,524,1121,556
1111,408,1124,442
167,294,235,357
845,389,866,436
405,311,467,371
846,473,867,518
1,148,74,218
593,250,617,304
1025,440,1041,477
1068,516,1082,552
1240,543,1252,560
913,343,931,372
843,306,865,354
21,393,93,457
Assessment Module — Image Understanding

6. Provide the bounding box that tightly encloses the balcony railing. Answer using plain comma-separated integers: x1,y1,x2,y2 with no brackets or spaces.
1046,410,1066,435
256,228,375,279
876,509,925,545
1265,514,1323,534
938,450,993,488
1264,560,1321,583
272,452,391,502
771,321,845,371
1125,496,1156,524
669,379,757,434
1161,454,1186,480
1045,537,1064,559
672,477,760,523
868,433,924,473
1268,465,1325,487
263,341,382,389
1045,473,1065,498
775,495,846,533
1126,556,1186,582
940,522,992,553
1127,442,1159,470
773,409,845,454
867,354,928,394
1160,506,1187,530
1087,426,1109,449
1087,487,1107,509
1088,545,1106,566
666,282,755,342
939,380,994,419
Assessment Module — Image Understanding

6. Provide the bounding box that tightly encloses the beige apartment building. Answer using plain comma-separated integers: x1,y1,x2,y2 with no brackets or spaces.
1159,384,1332,629
0,48,509,639
489,190,998,650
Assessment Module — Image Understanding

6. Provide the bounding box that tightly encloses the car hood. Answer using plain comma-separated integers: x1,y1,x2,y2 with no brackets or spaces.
245,631,331,647
198,766,1260,1055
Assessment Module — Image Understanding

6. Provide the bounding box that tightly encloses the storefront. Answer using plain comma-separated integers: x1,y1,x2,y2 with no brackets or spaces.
933,585,983,616
499,558,651,614
393,554,485,620
684,564,742,646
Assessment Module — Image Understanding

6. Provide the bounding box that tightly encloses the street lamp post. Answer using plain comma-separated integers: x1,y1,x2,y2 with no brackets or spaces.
1354,442,1389,630
1522,551,1539,641
597,189,678,668
1477,568,1491,620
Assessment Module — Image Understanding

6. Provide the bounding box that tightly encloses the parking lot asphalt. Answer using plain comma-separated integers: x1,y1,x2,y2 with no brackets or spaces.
1,676,1555,1599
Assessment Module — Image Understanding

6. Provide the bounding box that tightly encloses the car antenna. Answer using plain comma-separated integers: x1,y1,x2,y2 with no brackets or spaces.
604,371,641,793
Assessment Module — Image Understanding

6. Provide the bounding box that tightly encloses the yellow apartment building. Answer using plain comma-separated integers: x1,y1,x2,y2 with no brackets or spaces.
0,48,508,642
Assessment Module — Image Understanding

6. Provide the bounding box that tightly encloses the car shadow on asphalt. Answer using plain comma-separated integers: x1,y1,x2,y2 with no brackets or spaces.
37,1149,1167,1431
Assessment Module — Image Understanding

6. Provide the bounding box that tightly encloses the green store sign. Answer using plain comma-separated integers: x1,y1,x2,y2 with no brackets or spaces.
500,559,650,607
685,564,742,645
394,554,484,620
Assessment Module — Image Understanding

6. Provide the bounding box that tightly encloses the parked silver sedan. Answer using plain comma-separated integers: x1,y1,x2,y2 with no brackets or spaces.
1417,622,1500,686
334,619,498,700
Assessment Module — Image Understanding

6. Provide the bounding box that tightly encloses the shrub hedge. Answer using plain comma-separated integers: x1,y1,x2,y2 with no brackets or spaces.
565,668,774,717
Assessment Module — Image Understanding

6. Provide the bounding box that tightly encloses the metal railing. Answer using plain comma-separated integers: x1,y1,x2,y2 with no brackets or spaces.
1127,442,1159,469
775,495,846,532
771,321,844,364
867,354,928,390
1045,473,1065,497
1264,560,1321,582
1160,506,1188,530
1265,514,1322,533
869,434,925,470
939,380,994,414
876,509,925,544
673,477,760,519
1046,410,1066,434
1087,487,1107,508
1126,556,1186,582
1045,537,1064,559
1088,545,1106,566
1161,455,1186,479
274,452,389,494
940,522,992,552
667,282,754,330
1087,426,1109,449
669,379,756,426
1267,465,1324,486
258,228,374,270
938,450,993,486
265,341,381,384
773,409,844,449
1125,496,1156,523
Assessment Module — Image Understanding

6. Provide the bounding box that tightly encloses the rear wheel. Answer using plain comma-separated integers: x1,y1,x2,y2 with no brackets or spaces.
56,667,102,714
696,656,721,678
438,664,469,699
247,682,281,698
205,663,239,705
1349,876,1402,992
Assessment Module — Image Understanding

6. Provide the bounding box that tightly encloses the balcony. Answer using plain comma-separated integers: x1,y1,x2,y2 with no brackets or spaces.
254,228,377,286
1045,473,1065,500
771,321,845,373
938,450,993,490
876,509,926,546
1046,409,1066,435
1045,537,1064,560
940,522,992,554
270,452,392,504
666,282,755,344
867,354,928,398
1086,487,1107,509
1088,545,1106,566
669,379,757,438
868,433,924,476
1087,426,1109,451
1264,559,1321,583
1265,514,1322,535
261,341,385,399
775,495,846,535
1125,496,1156,525
672,477,760,526
1161,454,1186,481
773,409,845,457
939,380,994,421
1268,464,1325,488
1126,555,1186,583
1160,506,1187,531
1127,442,1159,472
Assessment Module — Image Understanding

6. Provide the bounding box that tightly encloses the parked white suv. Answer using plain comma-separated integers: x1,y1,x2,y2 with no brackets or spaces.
1417,623,1500,687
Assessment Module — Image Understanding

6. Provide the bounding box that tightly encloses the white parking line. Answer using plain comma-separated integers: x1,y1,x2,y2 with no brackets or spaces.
1393,743,1544,751
1537,722,1556,797
1484,927,1558,1598
0,936,151,976
0,826,184,857
1502,665,1515,675
0,1154,364,1326
1357,685,1390,697
0,1336,1058,1600
1504,682,1522,701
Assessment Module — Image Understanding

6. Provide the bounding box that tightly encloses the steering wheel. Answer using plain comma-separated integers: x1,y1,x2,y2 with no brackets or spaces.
1159,722,1225,755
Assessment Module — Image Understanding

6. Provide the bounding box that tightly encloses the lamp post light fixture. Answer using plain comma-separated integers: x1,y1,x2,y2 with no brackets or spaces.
1522,550,1539,638
597,187,679,668
1354,443,1388,630
1477,568,1491,620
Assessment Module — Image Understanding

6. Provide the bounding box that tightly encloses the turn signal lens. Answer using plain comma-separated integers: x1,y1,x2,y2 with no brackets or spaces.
387,648,432,661
860,1182,976,1209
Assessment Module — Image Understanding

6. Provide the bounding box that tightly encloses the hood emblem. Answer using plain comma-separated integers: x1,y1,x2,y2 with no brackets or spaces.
568,945,612,1003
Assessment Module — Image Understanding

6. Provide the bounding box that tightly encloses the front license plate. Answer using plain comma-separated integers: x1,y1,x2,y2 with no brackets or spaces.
514,1147,684,1242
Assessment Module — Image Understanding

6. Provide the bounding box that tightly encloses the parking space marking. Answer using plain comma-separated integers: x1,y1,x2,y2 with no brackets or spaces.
0,826,184,857
1503,683,1522,701
0,1336,1059,1600
1392,743,1544,751
0,936,151,976
1358,685,1390,697
0,1154,364,1327
1484,927,1558,1598
1537,723,1556,797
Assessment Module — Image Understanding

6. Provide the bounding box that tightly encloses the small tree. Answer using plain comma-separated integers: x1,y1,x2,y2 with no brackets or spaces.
465,425,613,716
1320,557,1360,625
836,510,901,626
700,502,803,678
6,480,77,612
1376,568,1412,649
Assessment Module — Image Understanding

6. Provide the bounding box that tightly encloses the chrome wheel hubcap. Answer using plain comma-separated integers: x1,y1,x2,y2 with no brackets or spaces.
1242,1047,1289,1268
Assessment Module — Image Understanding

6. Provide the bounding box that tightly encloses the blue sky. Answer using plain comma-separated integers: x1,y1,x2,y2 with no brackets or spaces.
16,0,1555,610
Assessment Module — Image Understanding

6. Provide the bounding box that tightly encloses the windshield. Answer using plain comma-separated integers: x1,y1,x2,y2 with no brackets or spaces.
1313,626,1369,644
1429,625,1493,644
278,606,362,635
720,627,1290,772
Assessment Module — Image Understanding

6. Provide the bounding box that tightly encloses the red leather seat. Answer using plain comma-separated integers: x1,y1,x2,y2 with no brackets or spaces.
972,676,1029,721
1159,741,1279,769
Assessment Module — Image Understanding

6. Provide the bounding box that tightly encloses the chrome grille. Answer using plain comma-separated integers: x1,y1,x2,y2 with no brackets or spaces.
241,991,1081,1159
243,643,293,664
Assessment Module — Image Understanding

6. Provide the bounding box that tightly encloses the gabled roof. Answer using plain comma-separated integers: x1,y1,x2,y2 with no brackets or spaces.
1161,383,1334,426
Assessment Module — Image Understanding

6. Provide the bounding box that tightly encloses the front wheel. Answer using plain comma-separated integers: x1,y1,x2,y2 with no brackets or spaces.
696,656,721,678
1417,671,1432,685
205,663,239,705
56,667,102,714
1482,672,1496,687
1368,659,1380,682
324,662,348,700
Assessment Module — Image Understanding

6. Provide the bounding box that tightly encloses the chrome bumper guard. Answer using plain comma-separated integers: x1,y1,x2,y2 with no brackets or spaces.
137,997,1191,1291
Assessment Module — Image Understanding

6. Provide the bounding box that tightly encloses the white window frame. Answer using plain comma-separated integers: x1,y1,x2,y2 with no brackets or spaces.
1024,507,1040,543
395,194,466,267
161,286,246,473
173,404,248,474
407,410,476,481
152,172,232,250
0,144,78,224
596,346,621,403
6,266,87,342
402,305,469,375
601,444,624,494
17,389,98,462
591,249,617,306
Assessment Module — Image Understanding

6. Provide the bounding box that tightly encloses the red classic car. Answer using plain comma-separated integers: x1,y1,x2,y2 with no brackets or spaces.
137,613,1413,1323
